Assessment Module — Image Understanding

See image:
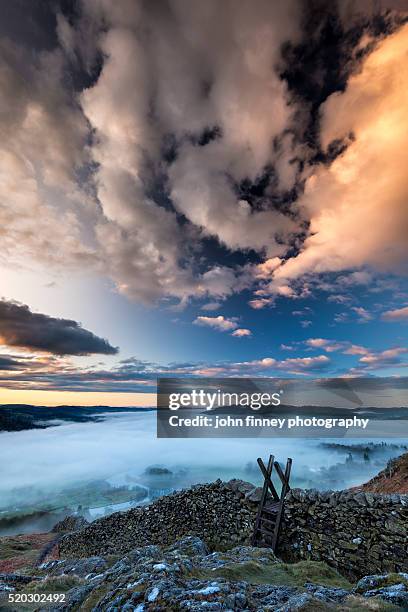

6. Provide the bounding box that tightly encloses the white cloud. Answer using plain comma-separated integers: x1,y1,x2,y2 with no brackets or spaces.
194,354,330,375
327,294,352,304
292,307,313,316
201,302,222,312
334,312,349,324
358,347,408,368
343,345,368,356
304,337,408,371
280,343,294,351
194,315,238,332
337,271,373,286
306,338,364,354
279,355,330,371
351,306,373,323
249,298,274,310
255,258,282,279
382,306,408,321
231,328,252,337
306,338,329,348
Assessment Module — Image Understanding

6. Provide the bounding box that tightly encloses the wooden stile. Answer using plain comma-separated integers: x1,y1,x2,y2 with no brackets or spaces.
251,454,292,552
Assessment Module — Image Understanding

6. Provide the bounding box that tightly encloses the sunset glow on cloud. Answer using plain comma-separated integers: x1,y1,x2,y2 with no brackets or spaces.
271,24,408,289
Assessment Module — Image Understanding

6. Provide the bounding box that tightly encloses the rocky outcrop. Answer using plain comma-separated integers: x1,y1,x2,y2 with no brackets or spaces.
2,536,407,610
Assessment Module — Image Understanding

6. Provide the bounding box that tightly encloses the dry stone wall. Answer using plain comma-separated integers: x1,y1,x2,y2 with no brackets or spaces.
279,488,408,579
59,479,408,580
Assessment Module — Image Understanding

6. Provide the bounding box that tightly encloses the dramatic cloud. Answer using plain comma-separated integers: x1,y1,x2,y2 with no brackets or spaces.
382,306,408,321
270,24,408,289
0,1,406,312
194,315,238,332
0,300,117,355
74,0,304,302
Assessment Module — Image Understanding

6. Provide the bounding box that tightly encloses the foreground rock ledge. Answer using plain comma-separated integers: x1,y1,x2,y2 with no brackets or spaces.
59,479,408,580
2,536,408,610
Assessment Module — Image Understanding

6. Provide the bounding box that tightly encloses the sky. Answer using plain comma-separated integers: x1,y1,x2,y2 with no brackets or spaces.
0,0,407,406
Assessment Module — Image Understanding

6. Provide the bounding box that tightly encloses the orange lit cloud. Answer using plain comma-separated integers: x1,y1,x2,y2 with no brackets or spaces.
272,24,408,286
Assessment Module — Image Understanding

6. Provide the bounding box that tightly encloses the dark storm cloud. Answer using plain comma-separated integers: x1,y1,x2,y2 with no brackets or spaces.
0,300,118,355
0,0,59,51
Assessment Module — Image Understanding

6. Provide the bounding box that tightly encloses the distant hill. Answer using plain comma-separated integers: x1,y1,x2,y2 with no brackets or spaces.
354,452,408,494
0,405,154,432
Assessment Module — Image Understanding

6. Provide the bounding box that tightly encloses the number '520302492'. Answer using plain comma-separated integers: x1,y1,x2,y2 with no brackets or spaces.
8,593,66,603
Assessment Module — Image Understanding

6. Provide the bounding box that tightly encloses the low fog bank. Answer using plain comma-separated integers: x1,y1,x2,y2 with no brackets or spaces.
0,412,406,535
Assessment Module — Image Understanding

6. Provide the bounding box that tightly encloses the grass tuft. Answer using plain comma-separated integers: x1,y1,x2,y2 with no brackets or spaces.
193,559,352,588
25,575,83,594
